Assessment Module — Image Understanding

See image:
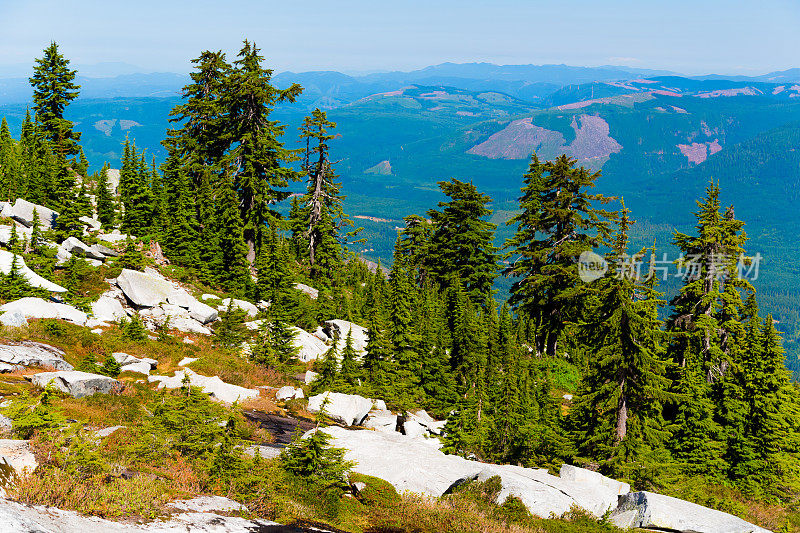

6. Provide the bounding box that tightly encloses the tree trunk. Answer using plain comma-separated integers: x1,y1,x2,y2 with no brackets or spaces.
615,382,628,445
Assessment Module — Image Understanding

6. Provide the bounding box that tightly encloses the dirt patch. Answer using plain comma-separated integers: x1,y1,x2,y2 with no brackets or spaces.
244,410,315,446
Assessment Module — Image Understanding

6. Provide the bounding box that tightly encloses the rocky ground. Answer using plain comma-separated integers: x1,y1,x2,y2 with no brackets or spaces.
0,198,777,532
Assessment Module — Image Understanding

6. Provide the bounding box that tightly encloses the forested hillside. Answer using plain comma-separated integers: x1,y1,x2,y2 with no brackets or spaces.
1,41,800,532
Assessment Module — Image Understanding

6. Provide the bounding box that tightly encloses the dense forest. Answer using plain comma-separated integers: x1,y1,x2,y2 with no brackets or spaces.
1,40,799,512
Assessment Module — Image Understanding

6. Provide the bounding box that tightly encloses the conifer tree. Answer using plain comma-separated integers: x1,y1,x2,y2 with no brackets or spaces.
388,262,421,393
224,40,303,262
214,174,251,295
667,181,752,377
29,42,81,158
161,158,197,266
298,108,361,282
95,165,115,228
54,186,83,240
29,209,43,254
504,154,615,357
75,181,92,217
313,346,339,393
337,330,362,388
428,179,498,305
122,153,154,236
0,117,18,199
570,205,673,476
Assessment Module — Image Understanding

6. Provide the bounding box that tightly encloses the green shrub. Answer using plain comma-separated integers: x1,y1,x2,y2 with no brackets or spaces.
120,314,148,341
213,302,249,349
4,383,66,439
280,428,353,491
118,238,146,271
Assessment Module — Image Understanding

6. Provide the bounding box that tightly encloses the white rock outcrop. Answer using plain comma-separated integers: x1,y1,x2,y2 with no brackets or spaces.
0,439,38,497
289,326,329,362
323,427,629,517
168,317,211,335
217,298,259,317
30,371,119,398
91,296,127,323
0,251,67,292
61,237,106,260
307,391,374,426
609,491,770,532
0,225,33,246
0,298,86,325
0,342,73,371
11,199,58,229
0,310,28,328
116,269,175,308
148,369,259,404
294,282,319,299
324,319,368,355
275,385,304,401
0,498,280,532
363,409,398,433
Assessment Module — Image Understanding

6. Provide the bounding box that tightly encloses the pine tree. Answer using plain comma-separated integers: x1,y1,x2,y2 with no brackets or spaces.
161,157,197,266
75,180,92,217
55,184,83,240
388,262,421,394
313,346,339,393
224,40,303,262
394,214,433,284
337,330,362,388
428,179,498,305
29,209,43,254
570,205,673,477
504,154,615,357
0,117,18,199
298,108,361,283
214,174,251,295
121,152,154,236
95,164,116,228
29,42,81,158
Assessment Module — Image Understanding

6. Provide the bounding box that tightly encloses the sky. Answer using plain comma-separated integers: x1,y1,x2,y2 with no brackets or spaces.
0,0,798,76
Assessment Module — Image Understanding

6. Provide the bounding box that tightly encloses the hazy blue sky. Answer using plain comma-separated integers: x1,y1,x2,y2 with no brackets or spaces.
0,0,797,75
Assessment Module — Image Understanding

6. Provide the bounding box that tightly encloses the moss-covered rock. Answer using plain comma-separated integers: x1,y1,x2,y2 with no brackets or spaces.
348,472,400,508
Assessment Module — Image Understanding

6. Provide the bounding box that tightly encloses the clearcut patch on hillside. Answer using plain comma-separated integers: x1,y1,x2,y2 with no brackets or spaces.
466,118,566,159
364,160,392,175
678,138,722,164
467,114,622,166
566,114,622,164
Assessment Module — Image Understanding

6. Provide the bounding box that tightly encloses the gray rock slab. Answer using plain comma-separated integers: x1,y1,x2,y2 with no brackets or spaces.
30,371,119,398
116,269,174,308
0,342,72,371
610,491,770,533
11,199,58,229
307,391,374,426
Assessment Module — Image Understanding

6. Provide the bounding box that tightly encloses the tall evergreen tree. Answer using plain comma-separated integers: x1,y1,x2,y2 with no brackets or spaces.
428,179,498,305
571,205,673,477
298,108,361,283
504,154,615,357
214,174,251,295
95,164,116,228
224,40,303,262
29,42,81,158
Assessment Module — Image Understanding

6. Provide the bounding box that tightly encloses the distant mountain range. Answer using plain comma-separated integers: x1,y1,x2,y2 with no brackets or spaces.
2,61,798,107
